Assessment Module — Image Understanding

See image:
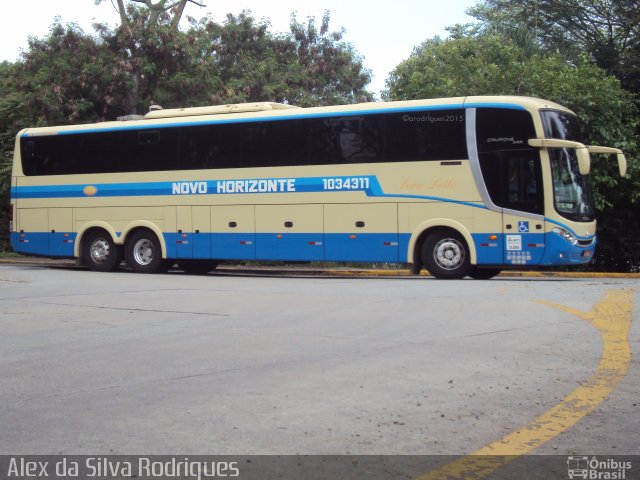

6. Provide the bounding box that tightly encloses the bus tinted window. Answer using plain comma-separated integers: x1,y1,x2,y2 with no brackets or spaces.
476,108,535,152
540,109,583,142
309,116,383,164
21,107,468,175
385,110,467,161
243,120,309,167
133,129,180,171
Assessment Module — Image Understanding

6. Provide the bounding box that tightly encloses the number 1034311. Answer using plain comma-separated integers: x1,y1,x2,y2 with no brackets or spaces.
322,177,371,190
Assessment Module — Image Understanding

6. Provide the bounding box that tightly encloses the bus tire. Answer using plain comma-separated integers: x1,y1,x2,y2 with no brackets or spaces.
469,266,502,280
125,230,167,274
178,260,219,275
422,229,471,279
82,230,123,272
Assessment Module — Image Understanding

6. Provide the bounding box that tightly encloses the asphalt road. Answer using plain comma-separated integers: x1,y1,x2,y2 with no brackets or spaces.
0,263,638,461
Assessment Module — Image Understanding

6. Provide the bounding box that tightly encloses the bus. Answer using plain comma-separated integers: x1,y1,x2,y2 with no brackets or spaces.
8,96,626,279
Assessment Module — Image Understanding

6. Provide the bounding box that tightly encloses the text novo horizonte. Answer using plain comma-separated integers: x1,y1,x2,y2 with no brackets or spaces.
171,179,296,195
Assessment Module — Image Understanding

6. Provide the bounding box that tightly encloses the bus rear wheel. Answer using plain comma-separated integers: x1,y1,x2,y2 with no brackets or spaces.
83,230,123,272
178,261,219,275
125,230,168,274
469,267,502,280
422,230,471,279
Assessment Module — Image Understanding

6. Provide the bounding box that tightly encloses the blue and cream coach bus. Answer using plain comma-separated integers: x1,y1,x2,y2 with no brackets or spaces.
8,96,626,279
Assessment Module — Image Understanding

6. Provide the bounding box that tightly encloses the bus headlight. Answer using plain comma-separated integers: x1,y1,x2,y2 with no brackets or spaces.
553,227,578,246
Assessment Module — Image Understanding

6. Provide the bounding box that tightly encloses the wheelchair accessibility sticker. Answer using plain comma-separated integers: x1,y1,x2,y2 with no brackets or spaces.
518,221,530,233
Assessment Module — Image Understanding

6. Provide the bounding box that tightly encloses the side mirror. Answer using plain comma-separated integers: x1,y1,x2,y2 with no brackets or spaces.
618,153,627,177
528,138,591,175
587,146,627,177
575,147,591,175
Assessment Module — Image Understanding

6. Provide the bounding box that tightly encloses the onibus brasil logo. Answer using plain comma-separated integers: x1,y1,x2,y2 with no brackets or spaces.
567,456,632,479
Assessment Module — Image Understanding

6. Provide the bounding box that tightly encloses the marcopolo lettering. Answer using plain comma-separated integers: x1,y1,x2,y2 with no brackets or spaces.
172,181,208,195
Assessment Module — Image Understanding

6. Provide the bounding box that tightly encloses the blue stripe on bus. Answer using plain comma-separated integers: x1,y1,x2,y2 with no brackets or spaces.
13,182,171,198
11,175,490,211
165,232,404,262
20,103,526,137
11,231,77,257
12,230,595,268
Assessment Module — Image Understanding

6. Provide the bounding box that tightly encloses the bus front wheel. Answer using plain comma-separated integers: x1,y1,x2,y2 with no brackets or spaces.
422,230,471,279
82,230,123,272
125,230,168,274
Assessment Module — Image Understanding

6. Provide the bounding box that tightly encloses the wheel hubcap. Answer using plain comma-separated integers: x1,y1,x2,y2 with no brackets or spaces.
133,239,155,266
434,239,464,270
90,239,110,264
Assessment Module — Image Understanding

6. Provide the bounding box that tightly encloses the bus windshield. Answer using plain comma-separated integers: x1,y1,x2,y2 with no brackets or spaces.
541,110,595,222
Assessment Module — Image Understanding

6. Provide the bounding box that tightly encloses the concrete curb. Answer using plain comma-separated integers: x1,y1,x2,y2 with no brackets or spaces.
1,256,638,278
323,269,640,279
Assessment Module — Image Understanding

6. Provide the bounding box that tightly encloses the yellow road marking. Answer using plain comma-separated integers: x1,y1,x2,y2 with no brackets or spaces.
416,289,633,480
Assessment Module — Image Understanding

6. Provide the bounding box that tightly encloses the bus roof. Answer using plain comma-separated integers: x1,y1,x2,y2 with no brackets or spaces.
19,96,574,137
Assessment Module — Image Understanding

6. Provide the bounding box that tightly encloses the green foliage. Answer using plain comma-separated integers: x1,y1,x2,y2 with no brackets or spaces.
14,23,123,124
0,61,20,252
385,31,639,271
469,0,640,96
384,34,526,100
94,9,221,113
193,10,372,107
284,11,372,106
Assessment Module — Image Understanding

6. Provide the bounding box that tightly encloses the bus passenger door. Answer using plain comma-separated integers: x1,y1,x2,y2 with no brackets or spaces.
501,154,546,266
474,107,546,267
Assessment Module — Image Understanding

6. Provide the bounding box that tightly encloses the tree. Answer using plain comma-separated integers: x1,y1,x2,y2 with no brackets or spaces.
0,61,21,251
469,0,640,94
284,11,373,106
384,34,526,100
93,16,221,113
196,11,372,107
12,22,127,125
92,0,221,114
94,0,206,30
91,4,373,113
385,32,640,271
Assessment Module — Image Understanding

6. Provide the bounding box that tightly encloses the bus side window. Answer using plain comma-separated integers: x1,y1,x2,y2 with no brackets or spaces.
129,130,179,172
309,118,342,165
22,137,68,176
138,131,160,145
384,110,467,161
24,141,35,159
337,117,382,163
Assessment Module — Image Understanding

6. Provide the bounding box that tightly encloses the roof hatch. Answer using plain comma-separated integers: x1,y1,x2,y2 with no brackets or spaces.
143,102,300,119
